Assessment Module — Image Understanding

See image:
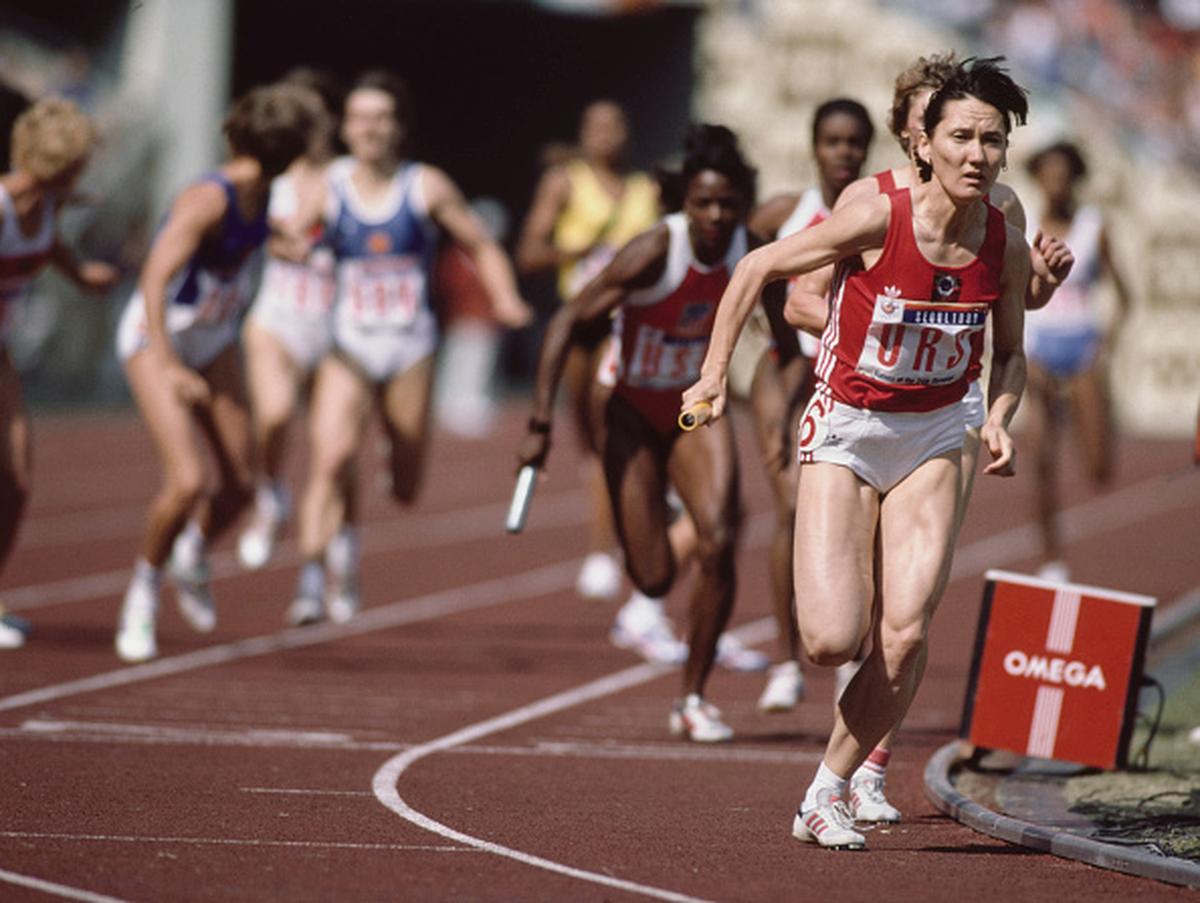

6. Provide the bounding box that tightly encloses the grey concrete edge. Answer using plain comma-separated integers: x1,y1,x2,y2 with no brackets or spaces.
923,741,1200,890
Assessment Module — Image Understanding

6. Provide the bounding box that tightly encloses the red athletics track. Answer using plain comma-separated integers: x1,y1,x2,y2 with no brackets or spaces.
0,402,1196,902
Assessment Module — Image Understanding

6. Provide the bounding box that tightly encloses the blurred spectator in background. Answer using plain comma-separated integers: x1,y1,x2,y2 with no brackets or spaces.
434,197,512,438
1022,140,1131,582
0,79,31,172
516,99,659,603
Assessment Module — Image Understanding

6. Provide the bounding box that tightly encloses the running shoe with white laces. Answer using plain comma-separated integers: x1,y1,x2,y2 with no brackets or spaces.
669,693,733,743
609,595,688,665
757,660,805,712
576,551,622,601
716,633,770,672
849,773,902,823
169,552,216,634
326,586,360,624
115,580,159,663
237,486,290,571
793,788,867,850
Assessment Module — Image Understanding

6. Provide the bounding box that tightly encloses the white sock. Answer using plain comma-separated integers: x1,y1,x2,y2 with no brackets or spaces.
298,560,325,600
172,520,206,568
627,590,663,612
132,558,160,591
256,481,286,517
803,761,849,810
326,526,359,578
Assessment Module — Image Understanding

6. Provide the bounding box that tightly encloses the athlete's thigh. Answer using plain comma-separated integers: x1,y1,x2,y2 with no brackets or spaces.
666,414,739,541
876,449,961,631
0,354,30,482
957,426,982,527
1067,364,1113,477
793,462,878,637
124,350,206,484
379,355,435,466
748,353,798,507
307,354,372,471
243,320,303,428
602,396,672,566
195,344,254,482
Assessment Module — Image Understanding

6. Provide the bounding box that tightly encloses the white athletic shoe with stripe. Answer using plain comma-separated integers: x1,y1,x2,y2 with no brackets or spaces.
115,580,159,663
850,774,901,823
669,694,733,743
793,789,866,850
758,660,805,712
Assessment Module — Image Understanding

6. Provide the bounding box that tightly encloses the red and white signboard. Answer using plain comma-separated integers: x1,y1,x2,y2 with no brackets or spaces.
960,569,1156,770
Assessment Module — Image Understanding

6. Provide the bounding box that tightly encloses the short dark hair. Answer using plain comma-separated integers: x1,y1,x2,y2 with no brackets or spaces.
223,83,320,178
681,123,757,204
812,97,874,148
923,56,1028,138
1026,140,1087,180
351,70,414,129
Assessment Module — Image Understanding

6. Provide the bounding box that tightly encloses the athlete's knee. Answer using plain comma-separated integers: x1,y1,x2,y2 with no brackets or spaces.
626,551,673,600
164,465,206,513
800,628,859,668
693,520,737,570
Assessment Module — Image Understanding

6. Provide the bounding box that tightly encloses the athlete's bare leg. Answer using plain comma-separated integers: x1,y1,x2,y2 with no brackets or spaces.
125,351,210,567
1024,364,1063,566
0,353,31,575
667,415,740,698
807,451,960,779
191,345,254,543
379,355,436,506
1068,362,1114,486
243,320,304,485
298,354,372,562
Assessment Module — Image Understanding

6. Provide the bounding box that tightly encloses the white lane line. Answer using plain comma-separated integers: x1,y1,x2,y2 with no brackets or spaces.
241,787,375,797
11,720,820,765
4,487,589,613
0,559,579,713
0,867,128,903
373,657,716,903
0,831,469,853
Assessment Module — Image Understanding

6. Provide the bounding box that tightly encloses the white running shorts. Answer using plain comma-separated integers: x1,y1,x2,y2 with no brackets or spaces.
797,391,966,494
115,292,239,371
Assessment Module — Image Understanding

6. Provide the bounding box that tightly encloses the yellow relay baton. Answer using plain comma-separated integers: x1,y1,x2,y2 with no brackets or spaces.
678,401,713,432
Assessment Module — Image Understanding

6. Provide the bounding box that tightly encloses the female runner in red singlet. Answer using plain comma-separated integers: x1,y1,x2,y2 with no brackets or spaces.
519,124,778,743
685,59,1032,848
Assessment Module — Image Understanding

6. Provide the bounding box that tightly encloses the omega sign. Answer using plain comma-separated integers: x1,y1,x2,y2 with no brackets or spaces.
1002,650,1106,691
961,570,1154,770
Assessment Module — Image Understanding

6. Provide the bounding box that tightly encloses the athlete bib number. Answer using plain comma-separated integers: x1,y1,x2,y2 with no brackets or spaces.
855,292,988,387
342,256,425,329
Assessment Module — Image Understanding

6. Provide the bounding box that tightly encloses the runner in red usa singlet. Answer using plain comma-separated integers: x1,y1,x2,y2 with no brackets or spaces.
614,213,745,433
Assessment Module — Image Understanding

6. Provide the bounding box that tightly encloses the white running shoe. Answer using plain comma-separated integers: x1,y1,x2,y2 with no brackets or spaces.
849,773,901,823
576,551,622,601
0,615,26,649
793,789,866,850
237,486,289,570
669,694,734,743
116,581,159,663
758,660,806,712
169,553,216,634
609,596,688,665
286,595,324,627
835,658,862,704
716,633,770,673
326,589,360,624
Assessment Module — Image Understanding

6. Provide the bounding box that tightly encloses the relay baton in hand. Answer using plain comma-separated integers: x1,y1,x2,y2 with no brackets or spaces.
678,401,713,432
506,465,538,533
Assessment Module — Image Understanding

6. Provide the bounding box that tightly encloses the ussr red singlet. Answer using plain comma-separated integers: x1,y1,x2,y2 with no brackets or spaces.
614,212,747,434
874,169,897,192
814,189,1006,412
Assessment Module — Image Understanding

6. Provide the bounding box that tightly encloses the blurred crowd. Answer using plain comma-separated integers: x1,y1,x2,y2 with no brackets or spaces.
887,0,1200,168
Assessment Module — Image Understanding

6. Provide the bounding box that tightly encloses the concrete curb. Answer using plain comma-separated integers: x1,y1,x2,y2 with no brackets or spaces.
923,741,1200,889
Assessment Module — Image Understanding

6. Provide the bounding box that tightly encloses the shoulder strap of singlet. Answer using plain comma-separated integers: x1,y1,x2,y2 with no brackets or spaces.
874,169,896,192
876,187,911,269
979,201,1008,272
